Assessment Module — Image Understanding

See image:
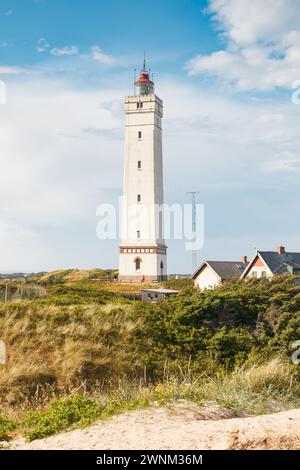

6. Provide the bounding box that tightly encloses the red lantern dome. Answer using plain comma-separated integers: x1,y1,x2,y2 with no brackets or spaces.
135,58,154,96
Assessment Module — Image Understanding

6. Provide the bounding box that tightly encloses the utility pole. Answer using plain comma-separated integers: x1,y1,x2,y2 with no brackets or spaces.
187,192,201,274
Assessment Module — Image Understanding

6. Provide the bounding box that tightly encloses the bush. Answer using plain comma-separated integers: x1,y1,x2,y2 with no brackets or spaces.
2,357,300,442
162,278,193,290
1,273,300,427
22,394,102,441
0,416,17,441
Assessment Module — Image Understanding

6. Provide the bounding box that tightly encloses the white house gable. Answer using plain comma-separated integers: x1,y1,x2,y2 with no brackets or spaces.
242,254,273,279
194,264,221,290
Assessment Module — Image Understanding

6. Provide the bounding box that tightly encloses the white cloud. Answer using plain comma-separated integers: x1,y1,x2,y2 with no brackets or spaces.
4,9,13,16
50,46,79,57
187,0,300,91
260,151,300,173
37,38,50,53
0,75,300,272
0,66,25,75
90,46,114,65
0,78,124,271
208,0,299,44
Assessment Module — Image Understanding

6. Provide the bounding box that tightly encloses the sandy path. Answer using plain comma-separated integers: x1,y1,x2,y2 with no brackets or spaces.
8,402,300,450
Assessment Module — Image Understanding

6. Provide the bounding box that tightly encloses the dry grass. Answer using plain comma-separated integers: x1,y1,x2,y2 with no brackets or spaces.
195,358,300,414
37,269,160,294
0,301,141,411
0,273,299,442
0,296,299,419
1,358,299,442
228,431,300,450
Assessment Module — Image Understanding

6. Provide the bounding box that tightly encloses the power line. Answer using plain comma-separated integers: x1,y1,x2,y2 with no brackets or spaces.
187,192,201,274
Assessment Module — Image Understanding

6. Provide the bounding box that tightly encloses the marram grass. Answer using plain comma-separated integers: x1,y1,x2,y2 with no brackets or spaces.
1,358,299,442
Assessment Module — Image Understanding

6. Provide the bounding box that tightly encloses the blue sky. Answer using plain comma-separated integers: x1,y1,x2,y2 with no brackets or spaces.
0,1,217,65
0,0,300,273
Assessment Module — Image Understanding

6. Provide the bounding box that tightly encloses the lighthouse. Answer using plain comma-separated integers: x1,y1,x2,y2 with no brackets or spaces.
119,60,167,282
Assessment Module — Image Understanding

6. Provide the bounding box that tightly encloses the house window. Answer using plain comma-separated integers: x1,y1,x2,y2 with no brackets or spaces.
252,271,258,278
138,131,142,140
261,271,267,278
137,230,141,239
138,160,142,170
135,257,141,271
137,194,141,203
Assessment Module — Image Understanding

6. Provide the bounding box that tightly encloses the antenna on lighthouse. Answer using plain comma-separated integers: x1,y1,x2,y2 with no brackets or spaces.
187,191,201,274
133,68,137,94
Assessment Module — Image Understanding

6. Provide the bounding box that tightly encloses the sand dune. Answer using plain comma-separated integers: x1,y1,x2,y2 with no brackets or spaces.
8,402,300,450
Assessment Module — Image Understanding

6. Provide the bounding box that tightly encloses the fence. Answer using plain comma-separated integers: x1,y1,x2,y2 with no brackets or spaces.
0,283,47,302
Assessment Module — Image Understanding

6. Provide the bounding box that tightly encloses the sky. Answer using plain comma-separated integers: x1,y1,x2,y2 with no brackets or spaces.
0,0,300,274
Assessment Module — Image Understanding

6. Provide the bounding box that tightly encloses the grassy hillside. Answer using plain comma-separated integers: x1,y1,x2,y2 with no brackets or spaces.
0,273,299,441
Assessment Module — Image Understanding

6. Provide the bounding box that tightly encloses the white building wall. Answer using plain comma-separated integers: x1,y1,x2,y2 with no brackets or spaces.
119,251,167,279
245,264,272,279
194,265,221,290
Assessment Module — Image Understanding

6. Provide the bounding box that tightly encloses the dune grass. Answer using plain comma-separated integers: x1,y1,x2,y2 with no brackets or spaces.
1,357,299,442
1,274,300,442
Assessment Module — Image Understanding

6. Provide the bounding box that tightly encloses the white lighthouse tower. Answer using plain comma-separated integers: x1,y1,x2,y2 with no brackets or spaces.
119,60,167,282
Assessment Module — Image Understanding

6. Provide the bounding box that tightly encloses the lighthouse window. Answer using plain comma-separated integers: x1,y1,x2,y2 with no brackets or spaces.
138,131,142,140
138,161,142,169
137,194,141,203
137,102,143,109
135,258,141,271
137,230,141,239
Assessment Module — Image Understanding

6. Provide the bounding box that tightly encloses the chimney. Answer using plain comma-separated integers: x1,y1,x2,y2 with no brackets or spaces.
277,246,285,255
242,256,248,264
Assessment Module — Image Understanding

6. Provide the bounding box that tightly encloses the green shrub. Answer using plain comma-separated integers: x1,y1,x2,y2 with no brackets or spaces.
1,273,300,429
162,278,193,290
0,416,17,441
22,394,102,441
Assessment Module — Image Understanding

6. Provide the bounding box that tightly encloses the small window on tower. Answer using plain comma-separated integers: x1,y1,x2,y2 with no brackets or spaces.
135,258,141,271
138,131,142,140
137,194,141,203
138,161,142,170
137,230,141,239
